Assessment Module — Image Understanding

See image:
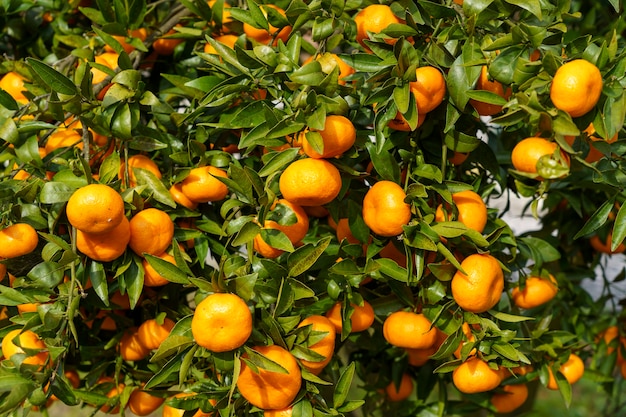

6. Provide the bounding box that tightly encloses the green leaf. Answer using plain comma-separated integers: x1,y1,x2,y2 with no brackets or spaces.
145,349,190,389
151,335,195,363
27,261,65,289
27,58,78,95
505,0,542,19
612,204,626,252
40,182,75,204
333,361,356,408
144,254,190,285
133,167,176,208
287,236,332,277
573,198,614,239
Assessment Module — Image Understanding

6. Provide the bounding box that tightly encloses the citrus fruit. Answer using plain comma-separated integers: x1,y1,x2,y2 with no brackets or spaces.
301,115,356,159
410,66,447,114
66,183,125,234
119,154,162,187
354,4,402,49
325,300,375,333
137,317,175,350
91,52,119,84
1,329,49,368
490,383,529,413
547,353,585,390
204,34,238,54
511,136,569,176
589,233,626,254
169,183,198,210
119,327,150,361
451,253,504,313
253,199,309,258
191,293,252,352
469,65,511,116
76,216,130,262
511,274,558,309
243,4,291,45
362,180,411,237
180,165,229,203
297,315,336,375
264,408,293,417
385,373,413,401
452,356,502,394
0,223,39,258
142,252,177,287
104,27,148,54
0,71,29,104
237,344,302,410
128,386,165,416
383,311,438,350
565,123,618,163
44,128,83,154
453,322,477,359
128,208,174,256
278,158,342,206
152,28,184,55
550,59,603,118
98,377,125,414
435,189,488,233
303,53,355,85
161,393,216,417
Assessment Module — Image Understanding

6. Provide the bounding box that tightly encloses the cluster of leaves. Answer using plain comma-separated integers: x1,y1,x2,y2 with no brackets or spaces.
1,0,626,416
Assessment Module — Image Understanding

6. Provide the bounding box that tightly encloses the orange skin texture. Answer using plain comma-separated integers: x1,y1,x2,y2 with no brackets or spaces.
2,329,49,368
137,317,175,350
236,344,302,410
142,252,177,287
66,184,125,234
0,71,29,104
297,315,336,375
511,137,559,174
354,4,402,49
119,327,150,361
547,353,585,390
385,373,414,401
410,66,447,114
362,180,411,237
383,311,438,350
104,28,148,54
325,301,375,333
169,183,198,210
191,293,252,352
119,154,162,187
452,253,504,313
301,115,356,159
128,387,165,416
452,357,502,394
128,208,174,257
589,233,626,254
153,29,184,55
264,408,293,417
279,158,342,206
204,34,238,54
470,65,511,116
435,189,488,234
490,383,529,413
91,52,119,85
254,199,310,258
180,165,229,203
511,275,559,309
76,216,130,262
550,59,603,118
243,5,291,45
0,223,39,259
44,128,83,154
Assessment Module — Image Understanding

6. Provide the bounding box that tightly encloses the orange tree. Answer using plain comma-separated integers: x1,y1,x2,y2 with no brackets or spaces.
1,0,626,416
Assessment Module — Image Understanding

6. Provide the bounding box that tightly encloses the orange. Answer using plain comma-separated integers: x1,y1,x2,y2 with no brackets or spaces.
597,325,619,355
264,408,292,417
128,208,174,256
387,110,427,132
303,53,355,85
410,66,447,114
550,59,603,118
325,300,375,333
162,393,216,417
565,123,618,163
383,311,437,350
490,383,529,413
452,356,502,394
511,137,568,176
66,183,125,234
453,322,477,359
385,373,413,401
97,377,125,414
119,154,162,187
180,165,229,203
0,71,29,104
353,4,402,49
153,28,184,55
511,274,558,309
142,252,177,287
253,199,309,259
0,223,39,258
1,329,49,368
128,386,165,416
119,327,150,361
104,27,148,54
91,52,119,84
451,253,504,313
301,115,356,159
191,293,252,352
546,353,585,390
362,180,411,237
44,128,83,154
435,189,488,233
470,65,511,116
243,4,291,45
236,344,302,410
335,218,364,246
204,34,238,54
296,315,336,375
589,233,626,254
279,158,342,206
137,317,175,350
169,183,198,210
76,216,130,262
448,151,469,165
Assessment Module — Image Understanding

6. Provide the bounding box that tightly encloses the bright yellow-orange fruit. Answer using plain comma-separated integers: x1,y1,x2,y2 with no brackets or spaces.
383,311,438,350
451,253,504,313
142,252,177,287
161,392,216,417
0,71,29,104
104,27,148,54
325,301,375,333
297,315,336,375
511,274,558,309
169,183,198,210
191,293,252,352
279,158,342,206
137,317,175,350
547,353,585,390
511,137,566,175
237,344,302,410
490,383,529,413
550,59,603,118
301,115,356,159
128,208,174,256
45,129,83,154
119,327,150,361
128,386,165,416
435,190,488,233
385,373,414,402
264,408,293,417
303,53,355,85
410,66,447,114
66,184,125,234
204,34,238,54
253,199,310,259
0,223,39,259
152,29,185,56
76,216,130,262
589,233,626,254
452,357,502,394
180,165,229,203
243,4,291,45
362,180,411,237
2,329,49,367
119,154,162,187
91,52,119,84
354,4,402,49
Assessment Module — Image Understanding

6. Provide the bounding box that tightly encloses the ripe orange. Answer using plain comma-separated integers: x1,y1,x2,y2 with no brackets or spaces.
303,53,355,85
44,128,83,154
597,325,619,355
76,216,130,262
91,52,119,85
385,373,413,401
119,154,162,187
547,353,585,390
453,322,477,359
511,274,558,309
104,27,148,54
204,34,238,54
153,28,184,55
97,377,126,414
128,386,165,416
470,65,511,116
0,223,39,258
0,71,29,104
137,317,175,350
237,344,302,410
128,208,174,256
383,311,437,350
354,4,402,49
180,165,229,203
297,315,336,375
511,137,568,176
162,393,216,417
452,357,502,394
191,293,252,352
66,183,125,234
451,253,504,313
142,252,177,287
325,300,375,333
1,329,49,368
387,110,427,132
253,199,309,258
301,115,356,159
410,66,447,114
243,4,291,45
119,327,150,361
550,59,603,118
435,189,488,233
589,233,626,254
279,158,342,206
362,180,411,237
490,383,529,413
169,183,198,210
264,408,293,417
